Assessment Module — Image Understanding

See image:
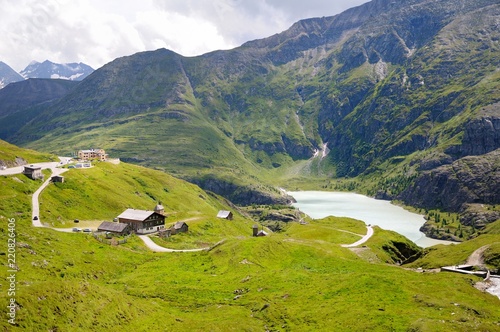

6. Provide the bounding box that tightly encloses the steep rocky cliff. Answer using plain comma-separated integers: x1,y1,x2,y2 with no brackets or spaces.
398,150,500,211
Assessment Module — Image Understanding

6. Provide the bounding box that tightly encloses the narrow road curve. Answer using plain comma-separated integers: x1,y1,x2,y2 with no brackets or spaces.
341,225,374,248
138,235,209,253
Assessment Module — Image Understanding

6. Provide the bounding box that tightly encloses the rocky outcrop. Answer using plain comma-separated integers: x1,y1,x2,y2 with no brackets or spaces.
0,157,28,168
447,105,500,158
398,149,500,212
460,204,500,229
419,223,461,242
189,176,294,206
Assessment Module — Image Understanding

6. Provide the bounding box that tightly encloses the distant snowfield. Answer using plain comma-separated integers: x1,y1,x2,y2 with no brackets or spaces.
50,72,84,80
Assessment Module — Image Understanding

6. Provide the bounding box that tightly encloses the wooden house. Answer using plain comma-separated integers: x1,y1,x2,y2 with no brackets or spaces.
117,208,165,234
217,210,233,220
97,221,131,235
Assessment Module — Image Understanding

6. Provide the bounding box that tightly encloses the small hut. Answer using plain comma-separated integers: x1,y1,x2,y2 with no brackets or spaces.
252,225,259,237
51,175,65,183
217,210,233,220
170,221,188,235
253,224,267,237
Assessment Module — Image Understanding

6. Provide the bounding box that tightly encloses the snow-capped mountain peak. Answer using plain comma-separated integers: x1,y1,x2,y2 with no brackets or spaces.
20,60,94,81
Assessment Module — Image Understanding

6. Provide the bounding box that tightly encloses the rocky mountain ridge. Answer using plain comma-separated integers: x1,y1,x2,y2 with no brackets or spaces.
0,61,23,89
0,0,499,218
0,60,93,90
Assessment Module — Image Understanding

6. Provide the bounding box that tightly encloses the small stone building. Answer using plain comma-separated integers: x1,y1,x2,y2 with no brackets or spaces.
170,221,188,235
158,228,172,238
23,165,43,180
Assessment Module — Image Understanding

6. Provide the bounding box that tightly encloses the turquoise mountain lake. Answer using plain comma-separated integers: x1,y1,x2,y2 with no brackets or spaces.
289,191,454,247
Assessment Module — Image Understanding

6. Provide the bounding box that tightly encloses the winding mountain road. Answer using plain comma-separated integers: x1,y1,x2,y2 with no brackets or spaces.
5,158,214,252
32,165,69,227
0,157,71,227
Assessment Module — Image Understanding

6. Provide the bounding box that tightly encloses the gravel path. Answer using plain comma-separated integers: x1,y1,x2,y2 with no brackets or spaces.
466,245,490,266
138,235,209,253
341,225,374,248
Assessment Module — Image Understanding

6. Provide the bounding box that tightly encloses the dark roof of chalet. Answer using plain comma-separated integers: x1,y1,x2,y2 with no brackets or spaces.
51,175,64,179
217,210,232,218
173,221,188,229
97,221,129,233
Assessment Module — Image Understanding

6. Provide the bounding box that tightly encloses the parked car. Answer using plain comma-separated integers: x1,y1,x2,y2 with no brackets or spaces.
72,228,81,232
74,219,79,223
83,228,92,233
33,216,38,220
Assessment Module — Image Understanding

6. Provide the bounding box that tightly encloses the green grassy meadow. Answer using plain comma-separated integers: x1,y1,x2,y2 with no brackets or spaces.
0,139,56,166
0,159,499,331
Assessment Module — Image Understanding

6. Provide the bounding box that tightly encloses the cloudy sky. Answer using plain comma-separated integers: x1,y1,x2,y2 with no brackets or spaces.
0,0,368,72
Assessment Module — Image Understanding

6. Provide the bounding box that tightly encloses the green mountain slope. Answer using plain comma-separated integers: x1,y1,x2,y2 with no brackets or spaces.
1,0,499,212
1,143,499,330
0,139,56,167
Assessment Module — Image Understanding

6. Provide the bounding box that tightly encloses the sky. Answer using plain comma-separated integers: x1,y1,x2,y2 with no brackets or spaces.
0,0,368,72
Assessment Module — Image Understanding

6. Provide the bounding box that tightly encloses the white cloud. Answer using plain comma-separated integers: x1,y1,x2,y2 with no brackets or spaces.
0,0,368,72
133,11,231,56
